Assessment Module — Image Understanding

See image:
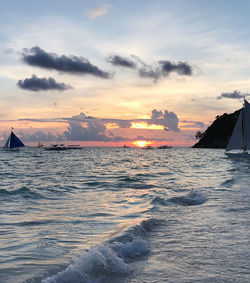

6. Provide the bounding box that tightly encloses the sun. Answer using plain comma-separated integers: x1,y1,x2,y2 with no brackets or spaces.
133,140,152,148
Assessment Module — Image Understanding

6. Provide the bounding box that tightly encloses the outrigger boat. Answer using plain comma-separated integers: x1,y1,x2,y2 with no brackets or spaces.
45,144,83,150
45,144,67,151
3,128,25,151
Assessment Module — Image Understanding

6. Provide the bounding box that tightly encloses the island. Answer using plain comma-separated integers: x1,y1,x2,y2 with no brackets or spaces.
192,108,241,148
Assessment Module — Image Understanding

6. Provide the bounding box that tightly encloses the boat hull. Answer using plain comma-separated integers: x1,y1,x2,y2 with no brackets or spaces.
226,152,250,158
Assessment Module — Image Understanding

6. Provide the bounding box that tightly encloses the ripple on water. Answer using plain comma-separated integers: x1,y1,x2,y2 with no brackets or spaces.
151,191,207,207
0,187,42,199
0,148,249,283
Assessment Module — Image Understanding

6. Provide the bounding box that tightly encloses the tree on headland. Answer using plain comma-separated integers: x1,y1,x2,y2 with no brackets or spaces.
192,109,241,148
195,131,204,140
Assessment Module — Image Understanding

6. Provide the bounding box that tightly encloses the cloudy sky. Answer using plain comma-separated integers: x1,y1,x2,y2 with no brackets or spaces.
1,0,250,146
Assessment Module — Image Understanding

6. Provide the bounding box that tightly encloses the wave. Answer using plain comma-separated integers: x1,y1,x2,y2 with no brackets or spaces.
119,176,140,183
168,191,206,206
42,245,129,283
126,184,155,190
18,219,54,226
151,196,169,206
42,218,160,283
151,191,206,207
225,207,250,213
220,178,234,186
0,187,42,199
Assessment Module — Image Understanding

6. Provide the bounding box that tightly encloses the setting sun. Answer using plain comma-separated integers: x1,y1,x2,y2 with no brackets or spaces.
133,140,152,147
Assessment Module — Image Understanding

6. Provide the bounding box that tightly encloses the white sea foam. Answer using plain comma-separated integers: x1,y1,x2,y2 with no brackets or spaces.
110,238,149,260
42,245,128,283
42,219,157,283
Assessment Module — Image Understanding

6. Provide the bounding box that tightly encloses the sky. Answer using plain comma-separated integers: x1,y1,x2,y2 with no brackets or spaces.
1,0,250,147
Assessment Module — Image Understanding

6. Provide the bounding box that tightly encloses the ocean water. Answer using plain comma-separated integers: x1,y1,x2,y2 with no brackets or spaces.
0,147,249,283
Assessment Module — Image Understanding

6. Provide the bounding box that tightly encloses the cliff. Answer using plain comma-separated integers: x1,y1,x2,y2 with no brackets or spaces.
192,108,241,148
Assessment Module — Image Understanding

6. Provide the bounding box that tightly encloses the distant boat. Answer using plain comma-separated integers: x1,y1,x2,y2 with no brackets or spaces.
142,146,153,150
38,141,44,147
157,145,172,149
67,145,82,149
45,144,83,151
3,129,25,151
226,98,250,155
45,144,67,151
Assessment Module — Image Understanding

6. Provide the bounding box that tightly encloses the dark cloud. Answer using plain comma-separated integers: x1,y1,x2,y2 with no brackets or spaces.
64,119,107,141
181,120,205,128
18,118,65,123
150,109,180,132
64,113,125,141
160,60,192,76
102,109,180,132
138,60,192,81
151,109,164,120
134,135,170,142
19,130,65,142
17,108,180,142
62,108,180,142
17,74,72,92
107,55,137,68
64,109,180,138
217,90,247,100
193,121,205,128
138,67,160,81
101,118,132,128
22,46,111,78
106,54,193,82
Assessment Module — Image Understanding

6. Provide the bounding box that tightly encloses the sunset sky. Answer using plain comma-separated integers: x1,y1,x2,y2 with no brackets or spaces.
1,0,250,146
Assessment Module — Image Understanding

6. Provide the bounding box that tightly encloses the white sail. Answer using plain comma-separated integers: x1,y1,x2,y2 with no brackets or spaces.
3,136,11,149
226,98,250,152
244,99,250,150
226,110,243,151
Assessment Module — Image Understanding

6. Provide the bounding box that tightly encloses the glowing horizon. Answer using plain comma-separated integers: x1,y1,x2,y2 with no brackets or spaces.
0,1,248,146
132,140,153,148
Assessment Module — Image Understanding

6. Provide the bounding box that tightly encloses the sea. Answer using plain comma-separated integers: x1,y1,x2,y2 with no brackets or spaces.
0,147,249,283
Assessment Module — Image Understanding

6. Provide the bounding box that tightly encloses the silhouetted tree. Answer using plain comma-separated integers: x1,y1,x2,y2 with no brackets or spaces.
195,131,204,140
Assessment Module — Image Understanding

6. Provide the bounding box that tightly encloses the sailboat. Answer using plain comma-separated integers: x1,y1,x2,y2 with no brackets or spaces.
226,98,250,155
38,141,44,148
3,129,25,151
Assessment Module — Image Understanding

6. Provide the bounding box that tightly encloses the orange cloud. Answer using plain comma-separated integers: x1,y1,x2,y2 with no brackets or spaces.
131,122,164,130
105,123,119,129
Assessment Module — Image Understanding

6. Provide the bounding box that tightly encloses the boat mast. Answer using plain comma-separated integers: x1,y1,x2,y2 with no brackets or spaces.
9,127,14,148
242,97,247,153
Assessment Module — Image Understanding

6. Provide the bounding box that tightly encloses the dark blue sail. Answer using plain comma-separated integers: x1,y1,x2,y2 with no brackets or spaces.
10,132,25,148
4,131,25,149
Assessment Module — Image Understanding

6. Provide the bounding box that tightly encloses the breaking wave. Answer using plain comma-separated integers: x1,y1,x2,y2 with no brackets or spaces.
42,218,160,283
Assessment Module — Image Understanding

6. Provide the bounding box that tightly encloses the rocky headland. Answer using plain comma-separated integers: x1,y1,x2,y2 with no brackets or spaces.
192,108,241,148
